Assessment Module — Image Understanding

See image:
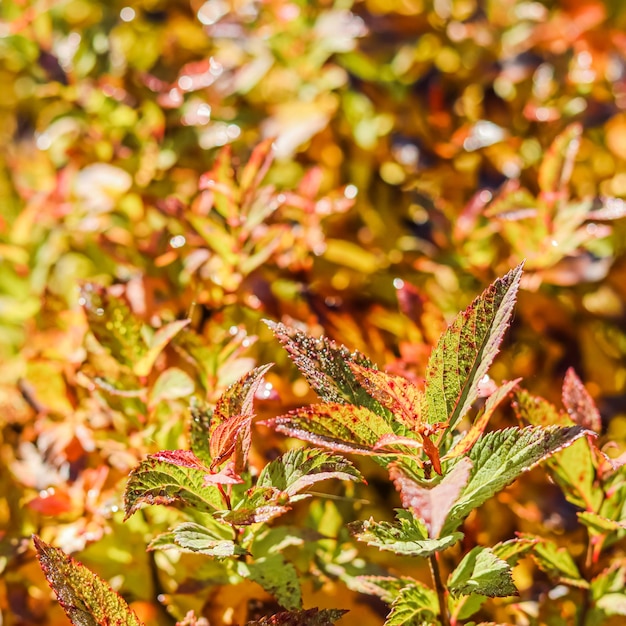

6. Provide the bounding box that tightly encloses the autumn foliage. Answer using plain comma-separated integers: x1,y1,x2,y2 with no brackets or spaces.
2,0,626,624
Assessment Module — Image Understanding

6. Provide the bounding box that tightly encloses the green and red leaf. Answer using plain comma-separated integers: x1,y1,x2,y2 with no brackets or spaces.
425,263,523,431
562,367,602,433
34,535,144,626
263,403,395,455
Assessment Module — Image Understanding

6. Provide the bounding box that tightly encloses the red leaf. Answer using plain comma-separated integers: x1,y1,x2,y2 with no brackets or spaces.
151,449,209,471
212,364,273,432
208,365,273,471
210,413,251,471
388,457,473,538
562,368,602,433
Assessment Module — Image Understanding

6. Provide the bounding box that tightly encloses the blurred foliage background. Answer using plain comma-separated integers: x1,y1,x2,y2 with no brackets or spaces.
1,0,626,623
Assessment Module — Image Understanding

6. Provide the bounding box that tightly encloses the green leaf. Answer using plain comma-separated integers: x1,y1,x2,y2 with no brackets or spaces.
447,546,517,598
425,264,523,430
257,448,362,499
449,593,488,622
491,537,538,566
349,510,462,557
513,389,602,511
190,398,213,465
263,403,395,455
124,450,223,519
80,283,147,368
384,583,439,625
251,526,325,558
244,608,348,625
578,511,626,534
134,319,190,377
348,363,426,430
591,564,626,602
442,425,589,535
33,535,144,626
238,554,302,610
512,389,570,427
265,321,384,410
148,522,246,558
529,538,588,587
148,367,195,406
444,379,521,460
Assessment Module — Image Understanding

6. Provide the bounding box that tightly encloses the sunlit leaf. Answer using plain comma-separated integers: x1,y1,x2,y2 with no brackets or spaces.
148,522,245,558
80,283,147,368
442,425,590,534
264,403,395,455
447,546,517,598
514,391,601,511
257,448,362,499
348,576,415,604
444,379,521,460
425,264,523,431
189,399,213,465
348,362,426,431
124,450,223,519
34,535,144,626
349,510,463,556
212,364,273,430
265,321,383,410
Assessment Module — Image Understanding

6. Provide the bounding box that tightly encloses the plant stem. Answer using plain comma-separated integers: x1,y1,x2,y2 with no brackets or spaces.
429,553,450,626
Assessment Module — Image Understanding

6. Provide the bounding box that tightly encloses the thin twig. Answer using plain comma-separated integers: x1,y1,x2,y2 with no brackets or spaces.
429,553,450,626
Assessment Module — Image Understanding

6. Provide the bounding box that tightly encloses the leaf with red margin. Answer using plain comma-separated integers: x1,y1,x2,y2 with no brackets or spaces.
444,379,521,460
257,448,362,499
425,264,523,431
562,367,602,433
263,403,395,455
124,450,224,519
389,458,473,538
264,320,383,411
34,535,144,626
